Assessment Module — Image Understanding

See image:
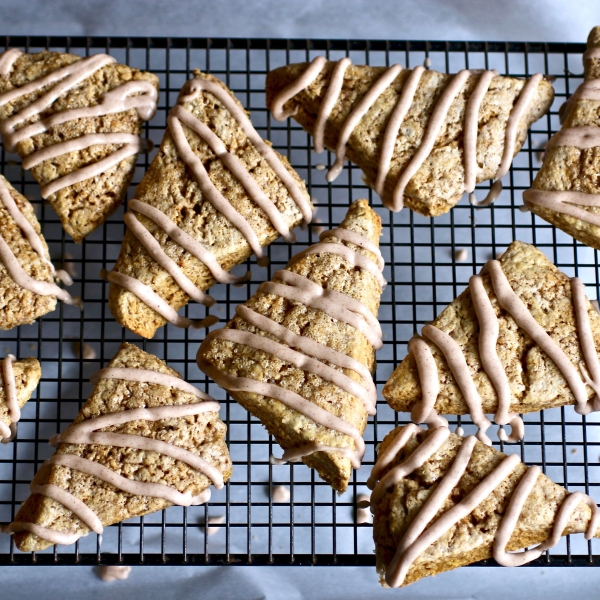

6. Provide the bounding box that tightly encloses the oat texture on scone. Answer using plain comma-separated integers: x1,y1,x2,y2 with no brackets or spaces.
0,51,159,242
266,62,553,217
0,357,41,434
383,240,600,416
372,427,599,587
197,199,383,493
109,70,311,339
525,27,600,250
11,342,232,552
0,175,58,329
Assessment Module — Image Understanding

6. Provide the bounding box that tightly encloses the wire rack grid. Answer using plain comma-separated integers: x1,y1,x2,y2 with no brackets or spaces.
0,35,598,568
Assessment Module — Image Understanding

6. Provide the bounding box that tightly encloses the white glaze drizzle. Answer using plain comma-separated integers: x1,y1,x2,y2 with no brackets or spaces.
370,425,600,587
0,51,157,195
4,364,222,546
269,58,543,211
410,259,600,441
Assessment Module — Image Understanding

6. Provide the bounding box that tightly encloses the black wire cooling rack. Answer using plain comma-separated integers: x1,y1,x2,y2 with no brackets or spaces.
0,35,599,568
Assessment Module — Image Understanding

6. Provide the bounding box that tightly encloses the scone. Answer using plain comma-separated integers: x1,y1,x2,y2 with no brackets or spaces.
2,342,231,551
370,424,600,587
266,58,554,216
197,199,384,493
383,240,600,443
107,70,312,339
0,174,79,329
0,49,159,242
0,355,41,443
524,26,600,249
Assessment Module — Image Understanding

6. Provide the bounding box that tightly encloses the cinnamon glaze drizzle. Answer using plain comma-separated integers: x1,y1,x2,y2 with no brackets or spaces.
524,47,600,220
106,76,311,328
2,365,223,546
410,259,600,442
270,57,543,210
0,176,80,307
0,355,18,443
368,425,600,587
0,49,157,198
197,227,384,469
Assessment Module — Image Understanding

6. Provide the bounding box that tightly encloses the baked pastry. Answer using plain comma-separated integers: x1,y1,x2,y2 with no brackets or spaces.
524,27,600,249
0,49,159,242
370,424,599,587
0,174,79,328
2,342,231,551
106,70,312,339
266,58,554,216
197,199,384,492
0,355,41,443
383,240,600,443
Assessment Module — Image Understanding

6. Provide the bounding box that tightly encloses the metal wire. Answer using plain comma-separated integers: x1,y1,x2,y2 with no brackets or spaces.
0,35,598,568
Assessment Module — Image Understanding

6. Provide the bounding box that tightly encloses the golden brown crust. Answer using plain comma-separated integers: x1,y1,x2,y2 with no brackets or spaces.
382,240,600,416
108,70,311,339
527,30,600,249
0,175,57,328
266,62,554,217
0,51,159,242
198,199,382,493
372,427,597,587
0,357,41,432
12,342,232,552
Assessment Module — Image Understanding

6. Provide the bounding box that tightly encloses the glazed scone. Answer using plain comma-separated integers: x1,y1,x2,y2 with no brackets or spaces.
371,425,599,587
0,175,79,328
383,241,600,441
266,59,554,216
107,70,312,339
0,356,41,442
6,343,231,552
0,49,159,242
198,199,384,493
524,26,600,249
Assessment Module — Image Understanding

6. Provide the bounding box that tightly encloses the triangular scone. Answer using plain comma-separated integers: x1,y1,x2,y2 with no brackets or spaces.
0,175,79,328
524,27,600,250
197,199,384,493
5,343,231,552
266,60,554,216
383,241,600,442
371,425,599,587
0,356,41,442
0,49,159,242
107,70,312,339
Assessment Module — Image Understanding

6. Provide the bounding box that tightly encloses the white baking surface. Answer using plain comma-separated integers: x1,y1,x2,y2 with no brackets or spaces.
1,0,598,597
